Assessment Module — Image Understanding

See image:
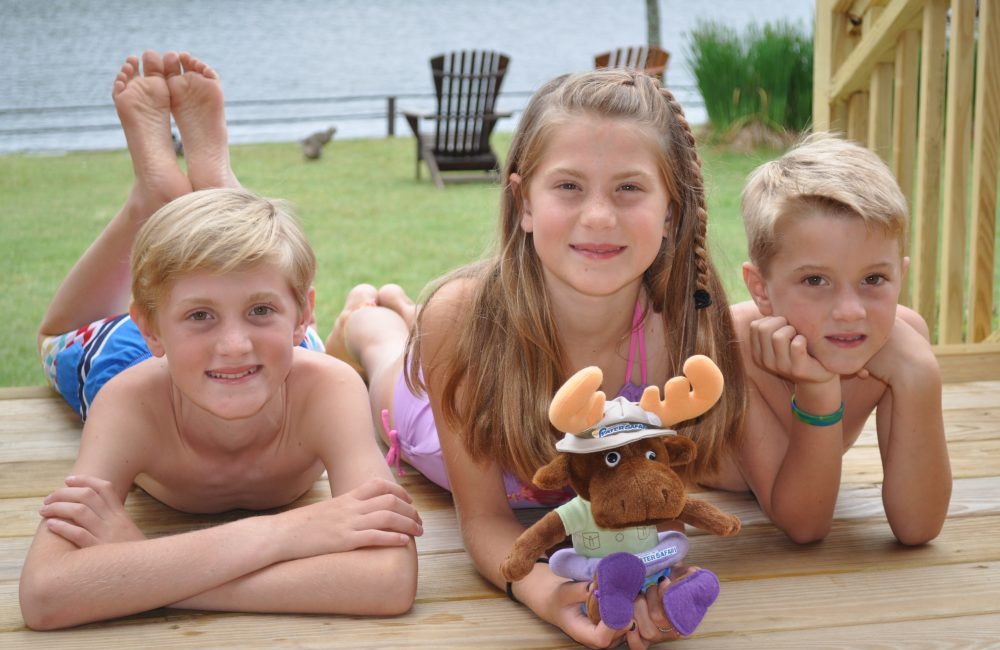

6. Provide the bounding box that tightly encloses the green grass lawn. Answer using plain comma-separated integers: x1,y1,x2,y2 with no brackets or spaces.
0,133,778,387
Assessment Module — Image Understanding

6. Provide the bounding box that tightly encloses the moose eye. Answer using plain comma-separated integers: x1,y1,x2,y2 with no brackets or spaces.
604,451,621,468
645,450,657,461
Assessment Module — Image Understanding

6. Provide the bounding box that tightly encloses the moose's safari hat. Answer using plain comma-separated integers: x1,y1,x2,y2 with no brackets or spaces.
555,396,676,454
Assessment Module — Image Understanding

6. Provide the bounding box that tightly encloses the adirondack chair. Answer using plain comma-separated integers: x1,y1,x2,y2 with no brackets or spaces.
403,50,511,188
594,45,670,82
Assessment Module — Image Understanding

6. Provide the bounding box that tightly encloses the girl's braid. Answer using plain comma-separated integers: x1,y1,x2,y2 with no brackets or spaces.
658,86,712,304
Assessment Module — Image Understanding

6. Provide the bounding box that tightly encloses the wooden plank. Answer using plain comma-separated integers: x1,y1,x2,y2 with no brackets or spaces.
0,538,29,584
0,395,80,437
938,0,977,343
679,613,1000,649
855,404,1000,446
0,386,53,401
842,438,1000,483
941,378,1000,403
867,61,893,162
846,91,869,142
910,0,949,328
830,0,924,99
968,0,1000,343
813,0,837,130
934,343,1000,382
892,27,920,307
4,561,999,648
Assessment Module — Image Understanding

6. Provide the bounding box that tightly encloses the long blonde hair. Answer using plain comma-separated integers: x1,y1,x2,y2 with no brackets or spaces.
409,70,745,484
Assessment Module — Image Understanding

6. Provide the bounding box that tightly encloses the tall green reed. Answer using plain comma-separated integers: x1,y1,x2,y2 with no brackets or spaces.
688,19,813,133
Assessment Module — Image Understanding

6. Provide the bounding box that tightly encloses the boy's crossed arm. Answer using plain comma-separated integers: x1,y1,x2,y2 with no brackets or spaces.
739,306,951,545
866,310,951,545
19,364,421,630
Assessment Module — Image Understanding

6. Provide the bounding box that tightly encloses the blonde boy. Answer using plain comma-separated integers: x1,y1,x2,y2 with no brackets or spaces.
19,52,420,629
711,133,951,545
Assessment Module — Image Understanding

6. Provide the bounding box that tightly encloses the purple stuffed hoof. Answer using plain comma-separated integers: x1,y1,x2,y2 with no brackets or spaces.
594,552,646,630
661,569,720,636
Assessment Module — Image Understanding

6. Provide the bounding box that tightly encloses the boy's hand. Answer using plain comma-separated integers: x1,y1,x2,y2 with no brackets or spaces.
39,475,146,547
749,316,836,385
276,477,422,560
857,316,932,385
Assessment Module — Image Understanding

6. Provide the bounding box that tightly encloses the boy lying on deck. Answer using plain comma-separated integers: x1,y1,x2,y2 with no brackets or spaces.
705,133,952,546
19,51,421,630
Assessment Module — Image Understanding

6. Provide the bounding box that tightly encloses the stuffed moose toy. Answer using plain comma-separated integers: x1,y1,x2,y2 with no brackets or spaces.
500,355,740,636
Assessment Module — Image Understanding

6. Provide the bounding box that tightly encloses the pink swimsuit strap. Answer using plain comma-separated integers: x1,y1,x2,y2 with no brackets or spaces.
623,300,647,387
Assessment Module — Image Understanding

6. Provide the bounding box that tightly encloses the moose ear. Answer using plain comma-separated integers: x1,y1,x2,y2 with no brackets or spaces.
533,454,571,489
663,436,698,467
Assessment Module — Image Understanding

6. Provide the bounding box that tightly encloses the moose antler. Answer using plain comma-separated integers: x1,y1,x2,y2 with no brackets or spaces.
549,366,606,433
639,355,723,428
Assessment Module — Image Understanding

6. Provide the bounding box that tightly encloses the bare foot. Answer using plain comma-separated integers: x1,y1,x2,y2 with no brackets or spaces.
325,284,379,376
113,51,193,220
377,284,418,328
164,51,238,190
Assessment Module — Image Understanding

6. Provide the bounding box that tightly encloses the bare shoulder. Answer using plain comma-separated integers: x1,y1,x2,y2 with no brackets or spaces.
286,348,368,419
89,358,169,437
74,359,168,491
421,277,478,327
285,349,393,490
418,276,479,360
729,299,763,337
896,304,931,340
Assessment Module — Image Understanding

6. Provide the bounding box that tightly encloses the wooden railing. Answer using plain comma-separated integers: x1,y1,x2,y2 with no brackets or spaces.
814,0,1000,380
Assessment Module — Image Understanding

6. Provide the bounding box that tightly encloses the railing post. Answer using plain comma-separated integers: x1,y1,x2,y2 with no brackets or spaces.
969,0,1000,342
939,0,976,344
812,0,835,131
387,96,396,136
911,0,948,333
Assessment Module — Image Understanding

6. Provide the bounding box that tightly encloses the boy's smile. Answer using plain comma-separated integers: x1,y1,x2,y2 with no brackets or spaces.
135,265,310,422
749,212,906,376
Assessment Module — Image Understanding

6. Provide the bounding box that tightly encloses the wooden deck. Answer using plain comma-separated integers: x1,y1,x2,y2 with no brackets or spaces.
2,380,999,649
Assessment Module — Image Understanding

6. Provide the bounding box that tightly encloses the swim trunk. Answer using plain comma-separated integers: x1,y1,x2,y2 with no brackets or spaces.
40,314,325,421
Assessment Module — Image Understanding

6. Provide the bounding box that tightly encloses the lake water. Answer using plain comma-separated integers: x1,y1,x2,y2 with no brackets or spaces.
0,0,814,153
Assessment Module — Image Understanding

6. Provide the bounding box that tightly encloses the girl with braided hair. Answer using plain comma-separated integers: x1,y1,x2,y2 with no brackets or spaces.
327,69,746,647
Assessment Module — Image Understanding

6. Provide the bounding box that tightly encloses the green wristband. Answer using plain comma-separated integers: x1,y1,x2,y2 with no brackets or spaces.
790,395,844,426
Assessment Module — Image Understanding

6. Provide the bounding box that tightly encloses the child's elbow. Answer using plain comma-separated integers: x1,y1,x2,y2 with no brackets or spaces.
19,570,71,631
891,519,944,546
372,542,418,615
337,541,417,616
782,520,832,545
